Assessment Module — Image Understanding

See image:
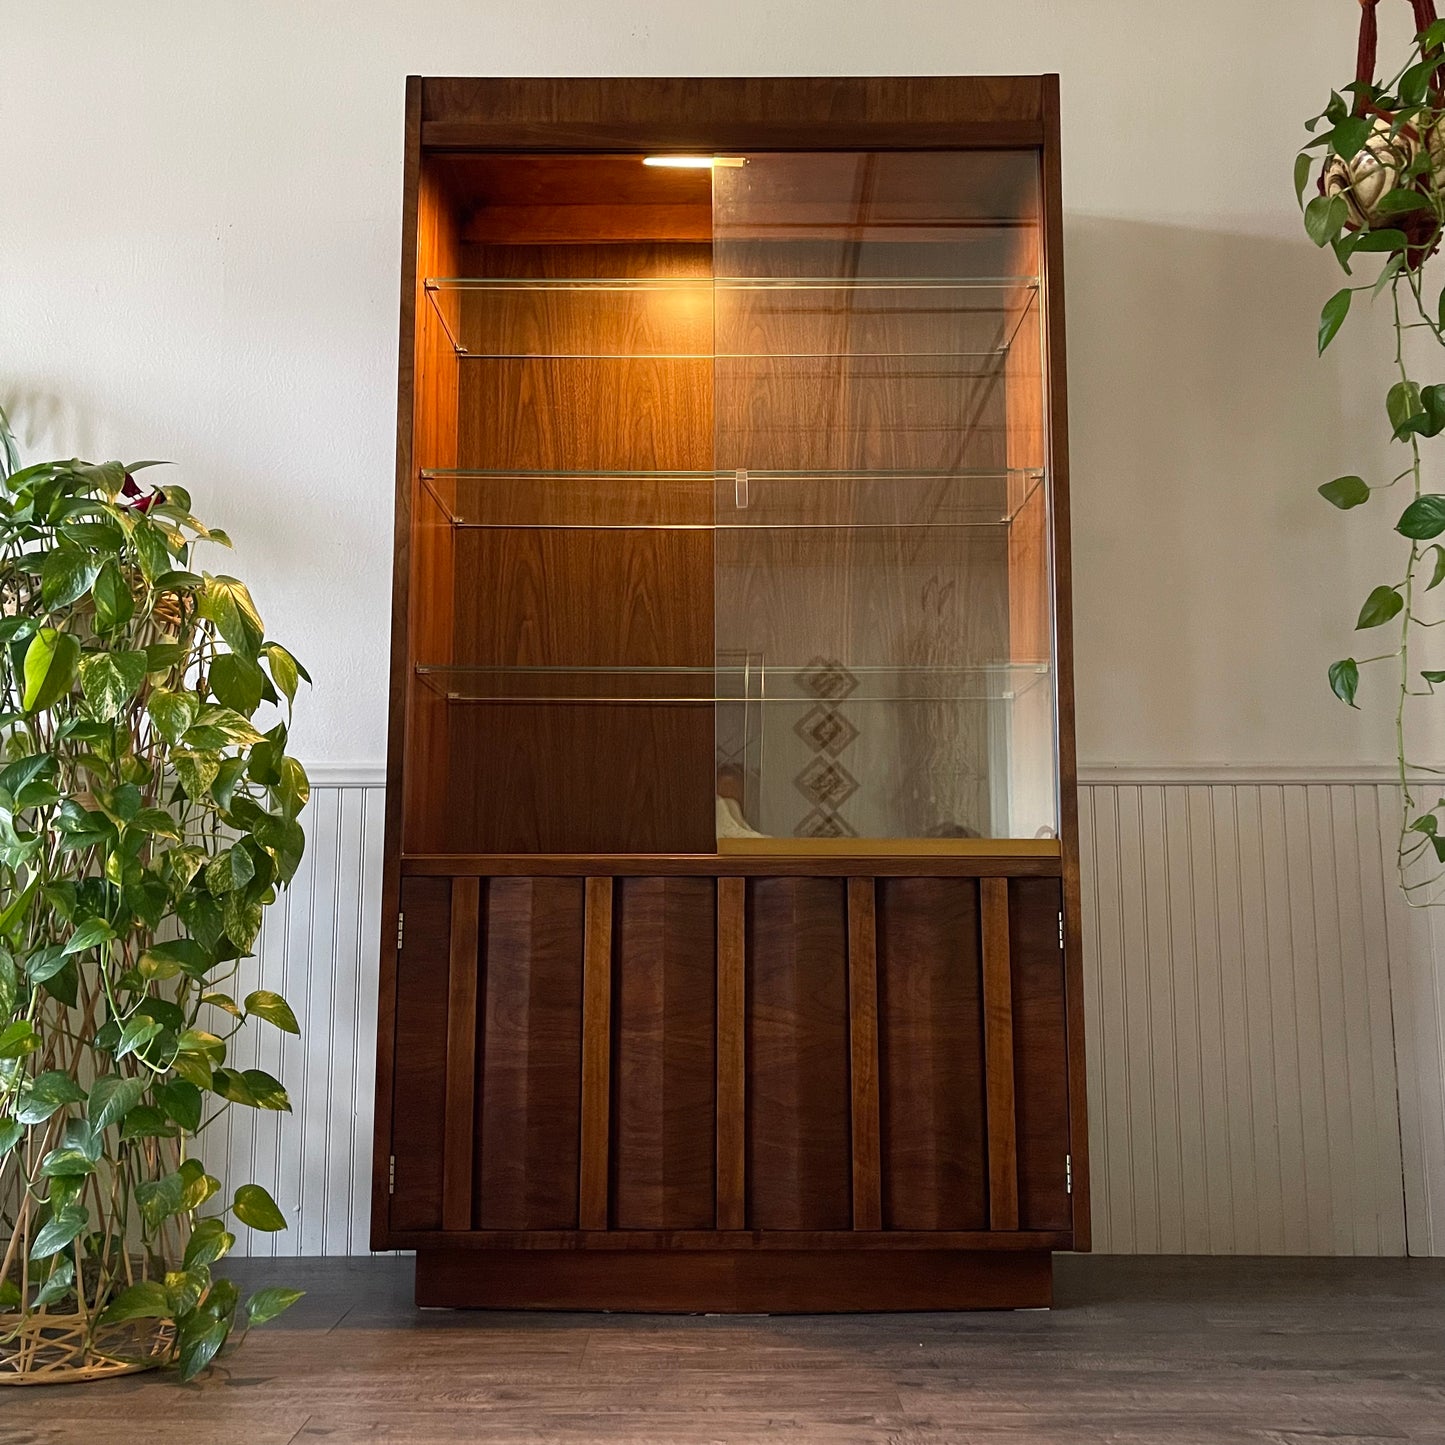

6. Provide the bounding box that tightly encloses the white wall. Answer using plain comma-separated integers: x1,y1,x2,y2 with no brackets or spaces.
6,1,1445,1252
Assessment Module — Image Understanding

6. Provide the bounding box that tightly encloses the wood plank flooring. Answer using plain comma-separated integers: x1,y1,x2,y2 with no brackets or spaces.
2,1255,1443,1443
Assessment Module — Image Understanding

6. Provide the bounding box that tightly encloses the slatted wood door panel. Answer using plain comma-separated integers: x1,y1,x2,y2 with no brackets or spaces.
474,877,586,1229
745,877,853,1230
611,877,718,1228
389,877,453,1231
1010,876,1072,1229
875,877,988,1230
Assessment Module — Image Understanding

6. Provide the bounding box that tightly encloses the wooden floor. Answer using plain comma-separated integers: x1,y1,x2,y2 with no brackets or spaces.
3,1255,1444,1443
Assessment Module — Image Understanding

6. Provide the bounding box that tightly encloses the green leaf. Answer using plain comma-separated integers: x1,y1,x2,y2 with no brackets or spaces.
178,1158,221,1211
0,1020,39,1060
132,521,174,585
17,1070,86,1126
40,548,100,608
1356,585,1405,629
203,990,242,1018
136,1171,187,1229
119,1104,179,1141
1305,193,1348,246
147,687,198,745
0,1119,24,1159
78,649,148,721
255,814,305,883
199,576,264,660
1398,494,1445,539
1330,115,1372,161
1294,151,1314,208
22,628,80,712
177,1314,228,1382
1389,380,1427,437
63,916,116,956
172,749,220,799
1346,227,1409,254
90,1074,147,1132
156,1078,203,1133
1378,188,1433,217
32,1257,75,1308
245,1286,304,1327
1319,288,1352,353
209,652,266,716
1426,546,1445,591
164,1266,209,1320
206,844,255,897
91,559,135,634
274,757,309,820
39,1142,98,1179
262,643,303,705
1401,58,1436,105
24,945,67,984
140,937,214,981
30,1204,87,1260
222,893,263,953
100,1279,171,1325
1320,475,1370,509
243,989,300,1035
115,1015,163,1060
183,1216,236,1270
232,1183,288,1232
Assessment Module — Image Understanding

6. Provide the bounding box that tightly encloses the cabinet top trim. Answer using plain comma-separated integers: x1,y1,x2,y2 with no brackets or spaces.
416,76,1051,152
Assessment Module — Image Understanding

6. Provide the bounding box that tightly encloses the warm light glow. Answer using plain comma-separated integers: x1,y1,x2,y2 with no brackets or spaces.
642,155,715,168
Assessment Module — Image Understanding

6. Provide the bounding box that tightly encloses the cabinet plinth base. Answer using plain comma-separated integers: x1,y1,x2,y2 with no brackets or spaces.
413,1248,1053,1312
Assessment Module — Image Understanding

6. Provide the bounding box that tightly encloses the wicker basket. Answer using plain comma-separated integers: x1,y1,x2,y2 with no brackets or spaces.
0,1310,173,1385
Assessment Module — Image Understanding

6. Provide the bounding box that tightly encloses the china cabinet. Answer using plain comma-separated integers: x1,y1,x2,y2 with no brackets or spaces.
372,75,1087,1310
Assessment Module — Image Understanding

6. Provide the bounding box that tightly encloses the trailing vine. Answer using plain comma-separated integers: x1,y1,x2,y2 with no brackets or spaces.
1301,12,1445,902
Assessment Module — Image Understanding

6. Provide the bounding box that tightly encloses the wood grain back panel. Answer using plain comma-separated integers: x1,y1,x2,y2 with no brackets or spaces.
440,237,716,855
475,877,586,1229
441,703,715,855
401,162,462,854
745,877,852,1229
611,877,718,1228
875,877,988,1229
1009,876,1072,1230
390,877,453,1231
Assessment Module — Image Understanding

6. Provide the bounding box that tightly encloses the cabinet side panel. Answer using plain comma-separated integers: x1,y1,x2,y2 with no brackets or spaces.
612,877,718,1228
745,877,852,1229
475,877,585,1228
390,877,453,1231
876,877,988,1229
1010,876,1072,1230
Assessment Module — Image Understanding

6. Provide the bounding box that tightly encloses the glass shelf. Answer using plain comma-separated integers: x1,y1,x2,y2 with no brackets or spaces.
412,662,1051,705
418,468,1046,530
423,274,1040,360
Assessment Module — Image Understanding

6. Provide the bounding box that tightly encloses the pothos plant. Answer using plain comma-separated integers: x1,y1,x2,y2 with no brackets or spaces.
0,407,310,1381
1300,9,1445,900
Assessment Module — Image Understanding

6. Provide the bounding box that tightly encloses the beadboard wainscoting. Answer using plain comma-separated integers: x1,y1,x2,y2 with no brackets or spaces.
210,770,1445,1257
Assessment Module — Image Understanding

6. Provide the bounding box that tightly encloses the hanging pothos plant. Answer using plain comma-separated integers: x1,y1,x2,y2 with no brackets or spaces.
0,405,309,1382
1301,1,1445,900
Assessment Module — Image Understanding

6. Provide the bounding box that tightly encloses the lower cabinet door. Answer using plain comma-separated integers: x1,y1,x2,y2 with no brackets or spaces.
387,870,1074,1243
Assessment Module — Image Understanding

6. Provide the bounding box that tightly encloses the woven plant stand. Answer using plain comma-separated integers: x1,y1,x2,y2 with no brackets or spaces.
0,1311,172,1385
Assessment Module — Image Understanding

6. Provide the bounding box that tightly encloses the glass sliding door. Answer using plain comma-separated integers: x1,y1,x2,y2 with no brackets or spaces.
711,151,1056,848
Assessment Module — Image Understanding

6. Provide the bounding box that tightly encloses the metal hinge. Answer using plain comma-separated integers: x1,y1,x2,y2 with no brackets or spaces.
388,1155,396,1195
1065,1153,1073,1195
1058,910,1065,951
396,912,405,951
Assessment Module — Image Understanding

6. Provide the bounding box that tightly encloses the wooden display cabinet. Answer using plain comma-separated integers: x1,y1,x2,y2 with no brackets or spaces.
372,75,1088,1310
